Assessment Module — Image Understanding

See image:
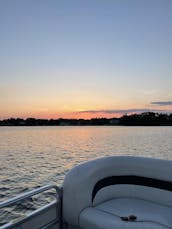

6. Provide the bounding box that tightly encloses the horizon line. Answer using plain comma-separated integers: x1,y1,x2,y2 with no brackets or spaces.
1,111,172,122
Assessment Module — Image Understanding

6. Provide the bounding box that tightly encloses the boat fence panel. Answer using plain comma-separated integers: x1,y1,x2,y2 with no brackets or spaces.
0,184,62,229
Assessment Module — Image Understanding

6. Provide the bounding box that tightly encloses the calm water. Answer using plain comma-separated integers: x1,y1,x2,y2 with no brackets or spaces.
0,126,172,224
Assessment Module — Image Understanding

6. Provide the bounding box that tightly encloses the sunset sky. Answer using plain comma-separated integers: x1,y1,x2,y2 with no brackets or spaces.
0,0,172,119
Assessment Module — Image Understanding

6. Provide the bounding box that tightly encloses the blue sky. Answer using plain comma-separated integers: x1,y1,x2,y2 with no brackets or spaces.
0,0,172,119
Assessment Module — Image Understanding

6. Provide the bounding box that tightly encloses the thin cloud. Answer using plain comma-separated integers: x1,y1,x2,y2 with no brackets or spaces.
77,108,167,115
151,101,172,106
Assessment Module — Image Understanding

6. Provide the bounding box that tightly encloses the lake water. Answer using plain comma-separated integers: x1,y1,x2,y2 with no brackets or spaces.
0,126,172,224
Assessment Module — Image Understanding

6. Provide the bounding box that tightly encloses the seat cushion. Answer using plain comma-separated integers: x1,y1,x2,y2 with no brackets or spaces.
63,156,172,226
79,198,172,229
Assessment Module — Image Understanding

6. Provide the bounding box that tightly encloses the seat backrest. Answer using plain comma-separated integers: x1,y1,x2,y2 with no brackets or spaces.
63,156,172,226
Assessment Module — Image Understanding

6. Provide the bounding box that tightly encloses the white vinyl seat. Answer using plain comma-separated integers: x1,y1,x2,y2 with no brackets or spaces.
79,198,172,229
63,156,172,229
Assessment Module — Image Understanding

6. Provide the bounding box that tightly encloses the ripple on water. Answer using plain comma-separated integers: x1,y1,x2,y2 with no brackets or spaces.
0,126,172,224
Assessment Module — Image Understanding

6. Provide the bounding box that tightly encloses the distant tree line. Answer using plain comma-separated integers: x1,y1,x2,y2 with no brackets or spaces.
0,117,118,126
120,112,172,126
0,112,172,126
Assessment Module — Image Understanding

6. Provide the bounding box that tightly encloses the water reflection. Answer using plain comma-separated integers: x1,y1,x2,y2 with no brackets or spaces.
0,126,172,201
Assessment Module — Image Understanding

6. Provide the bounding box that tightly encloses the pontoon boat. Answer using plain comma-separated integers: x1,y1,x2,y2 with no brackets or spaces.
1,156,172,229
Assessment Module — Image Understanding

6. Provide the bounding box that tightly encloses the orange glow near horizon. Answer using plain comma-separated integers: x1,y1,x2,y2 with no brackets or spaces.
59,112,123,120
0,110,124,120
1,107,171,120
1,99,172,120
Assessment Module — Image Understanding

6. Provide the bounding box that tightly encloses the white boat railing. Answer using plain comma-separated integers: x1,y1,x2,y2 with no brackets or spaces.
0,184,62,229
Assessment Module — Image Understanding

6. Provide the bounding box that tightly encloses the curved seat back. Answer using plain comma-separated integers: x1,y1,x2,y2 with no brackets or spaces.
63,156,172,226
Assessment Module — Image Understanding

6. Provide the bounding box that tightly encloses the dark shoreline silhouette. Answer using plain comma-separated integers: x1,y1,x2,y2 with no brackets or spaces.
0,112,172,126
